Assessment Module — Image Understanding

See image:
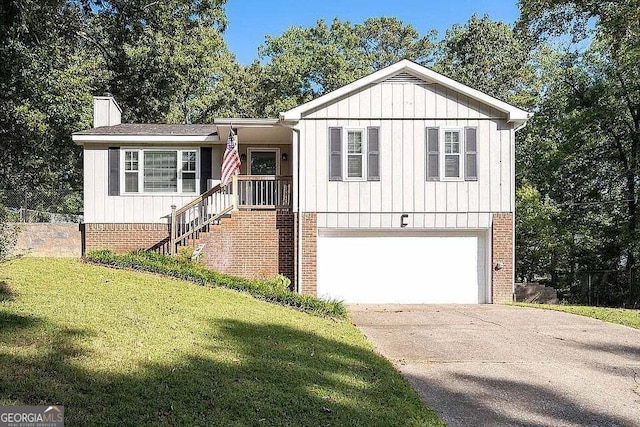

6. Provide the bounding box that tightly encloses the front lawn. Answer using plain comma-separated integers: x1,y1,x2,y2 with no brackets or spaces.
511,303,640,329
0,258,441,426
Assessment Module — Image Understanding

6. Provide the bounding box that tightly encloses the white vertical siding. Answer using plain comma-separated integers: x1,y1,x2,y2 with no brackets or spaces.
84,145,206,223
297,80,514,230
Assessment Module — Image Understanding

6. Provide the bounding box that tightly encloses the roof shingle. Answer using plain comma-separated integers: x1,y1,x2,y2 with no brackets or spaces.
73,124,218,136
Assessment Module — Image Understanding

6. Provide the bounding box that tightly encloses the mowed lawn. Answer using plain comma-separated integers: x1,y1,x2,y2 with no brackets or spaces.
512,303,640,329
0,258,441,426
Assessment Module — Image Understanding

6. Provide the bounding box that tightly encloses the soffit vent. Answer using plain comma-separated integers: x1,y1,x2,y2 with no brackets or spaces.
384,72,430,85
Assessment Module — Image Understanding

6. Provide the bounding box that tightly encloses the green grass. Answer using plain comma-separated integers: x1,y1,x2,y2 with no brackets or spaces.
85,250,346,319
0,258,441,426
511,303,640,329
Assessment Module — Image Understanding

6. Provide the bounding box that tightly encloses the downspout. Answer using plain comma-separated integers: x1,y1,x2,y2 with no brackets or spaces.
292,127,303,294
511,114,531,300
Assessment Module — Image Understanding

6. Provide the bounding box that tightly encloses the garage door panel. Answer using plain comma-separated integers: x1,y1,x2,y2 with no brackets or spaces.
317,231,486,304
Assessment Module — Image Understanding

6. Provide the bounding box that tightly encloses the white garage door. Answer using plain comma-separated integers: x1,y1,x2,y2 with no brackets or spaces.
317,231,487,304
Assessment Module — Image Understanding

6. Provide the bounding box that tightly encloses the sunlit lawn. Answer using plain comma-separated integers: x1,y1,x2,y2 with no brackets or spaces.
511,303,640,330
0,258,441,426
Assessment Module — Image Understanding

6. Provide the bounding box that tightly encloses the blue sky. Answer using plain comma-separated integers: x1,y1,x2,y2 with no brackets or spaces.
224,0,521,65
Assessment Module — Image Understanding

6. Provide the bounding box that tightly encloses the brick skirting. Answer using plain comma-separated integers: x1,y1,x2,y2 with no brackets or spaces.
84,223,170,254
298,213,317,296
202,211,295,282
492,213,514,303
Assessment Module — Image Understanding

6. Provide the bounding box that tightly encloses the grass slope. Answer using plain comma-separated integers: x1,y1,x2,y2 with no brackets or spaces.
512,303,640,329
0,258,441,426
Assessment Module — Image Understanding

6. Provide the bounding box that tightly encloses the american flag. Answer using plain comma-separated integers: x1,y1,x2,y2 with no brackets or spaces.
221,128,240,186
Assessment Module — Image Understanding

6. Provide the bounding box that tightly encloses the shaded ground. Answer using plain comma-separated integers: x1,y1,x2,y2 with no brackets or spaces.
350,304,640,427
0,258,440,426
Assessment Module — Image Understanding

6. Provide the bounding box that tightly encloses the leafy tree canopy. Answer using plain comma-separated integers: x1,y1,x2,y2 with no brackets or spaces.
256,17,436,116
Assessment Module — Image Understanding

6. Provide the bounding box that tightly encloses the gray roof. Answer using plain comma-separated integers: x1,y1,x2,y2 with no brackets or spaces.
73,123,218,136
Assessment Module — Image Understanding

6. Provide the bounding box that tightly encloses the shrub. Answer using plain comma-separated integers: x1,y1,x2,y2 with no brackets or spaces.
85,250,347,319
0,205,19,261
267,274,292,292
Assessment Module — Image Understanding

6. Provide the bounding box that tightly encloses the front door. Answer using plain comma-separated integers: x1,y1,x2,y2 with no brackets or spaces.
247,149,280,206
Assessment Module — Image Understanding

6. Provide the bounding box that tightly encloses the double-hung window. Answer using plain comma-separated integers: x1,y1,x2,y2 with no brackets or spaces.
328,127,380,182
181,151,197,193
346,129,365,180
443,130,462,180
426,127,478,181
122,149,198,194
124,151,139,193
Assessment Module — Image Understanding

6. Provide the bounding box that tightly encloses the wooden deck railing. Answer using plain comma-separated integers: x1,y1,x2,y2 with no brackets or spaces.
169,175,293,254
170,183,234,253
235,175,292,209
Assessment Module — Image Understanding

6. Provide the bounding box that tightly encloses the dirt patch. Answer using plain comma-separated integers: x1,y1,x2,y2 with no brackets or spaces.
0,280,17,302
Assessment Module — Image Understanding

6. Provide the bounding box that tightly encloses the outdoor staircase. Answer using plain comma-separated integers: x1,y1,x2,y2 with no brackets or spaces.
169,182,236,254
150,175,293,256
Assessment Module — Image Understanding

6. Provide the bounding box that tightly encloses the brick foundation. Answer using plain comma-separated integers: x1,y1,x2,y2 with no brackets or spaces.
201,211,295,282
492,213,514,303
298,213,317,295
84,223,169,254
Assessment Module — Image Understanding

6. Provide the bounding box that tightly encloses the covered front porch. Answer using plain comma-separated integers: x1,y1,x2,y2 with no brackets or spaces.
169,119,295,253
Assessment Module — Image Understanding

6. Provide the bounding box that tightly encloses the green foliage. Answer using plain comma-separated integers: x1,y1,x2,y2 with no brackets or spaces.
176,246,196,264
517,1,640,280
434,14,540,109
85,250,347,318
0,0,234,205
266,274,293,292
0,205,18,261
0,1,99,202
515,182,564,281
256,17,435,116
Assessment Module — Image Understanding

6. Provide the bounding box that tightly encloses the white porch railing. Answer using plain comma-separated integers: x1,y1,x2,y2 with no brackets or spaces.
169,175,293,253
235,175,293,210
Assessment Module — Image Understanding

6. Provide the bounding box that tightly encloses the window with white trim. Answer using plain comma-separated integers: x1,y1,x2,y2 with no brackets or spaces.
346,129,365,180
124,151,139,193
121,149,198,194
181,151,197,193
443,130,462,180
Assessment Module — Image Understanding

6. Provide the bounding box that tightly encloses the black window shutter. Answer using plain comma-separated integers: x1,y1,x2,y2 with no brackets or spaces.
329,127,343,181
200,147,212,193
108,147,120,196
464,127,478,181
367,127,380,181
426,128,440,181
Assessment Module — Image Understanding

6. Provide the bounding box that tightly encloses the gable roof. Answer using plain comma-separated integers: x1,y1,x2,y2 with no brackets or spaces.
280,59,532,126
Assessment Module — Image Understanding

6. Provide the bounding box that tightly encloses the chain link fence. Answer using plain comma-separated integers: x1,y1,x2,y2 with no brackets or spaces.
545,270,640,309
0,190,83,223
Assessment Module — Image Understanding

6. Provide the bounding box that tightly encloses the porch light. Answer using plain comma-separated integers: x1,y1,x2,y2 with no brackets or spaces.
281,153,288,161
240,153,247,163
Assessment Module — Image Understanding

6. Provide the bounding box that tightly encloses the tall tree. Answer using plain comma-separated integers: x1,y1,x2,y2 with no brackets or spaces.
434,14,539,109
0,0,100,211
257,17,435,116
77,0,230,123
0,0,237,213
518,0,640,275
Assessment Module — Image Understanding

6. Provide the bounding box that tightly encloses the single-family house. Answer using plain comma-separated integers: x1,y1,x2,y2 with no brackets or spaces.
72,60,531,304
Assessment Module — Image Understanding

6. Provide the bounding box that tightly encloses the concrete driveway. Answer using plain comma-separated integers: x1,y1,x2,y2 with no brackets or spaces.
349,305,640,427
